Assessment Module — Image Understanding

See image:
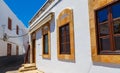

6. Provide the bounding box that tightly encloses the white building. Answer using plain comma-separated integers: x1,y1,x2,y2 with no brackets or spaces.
0,0,28,56
29,0,120,73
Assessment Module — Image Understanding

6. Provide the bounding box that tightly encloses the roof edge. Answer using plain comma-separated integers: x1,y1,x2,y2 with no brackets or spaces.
29,0,54,25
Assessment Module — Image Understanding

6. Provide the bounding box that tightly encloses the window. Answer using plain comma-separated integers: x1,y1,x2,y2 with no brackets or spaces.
16,25,19,35
59,24,70,54
7,43,12,56
57,8,75,61
8,18,12,30
42,23,50,59
43,34,49,54
96,1,120,54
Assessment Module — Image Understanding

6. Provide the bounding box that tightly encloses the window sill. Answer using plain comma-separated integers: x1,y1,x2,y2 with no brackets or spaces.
58,54,75,61
42,54,51,59
98,51,120,55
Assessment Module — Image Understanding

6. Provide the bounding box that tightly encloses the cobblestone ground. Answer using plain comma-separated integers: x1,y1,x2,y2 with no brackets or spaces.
0,55,24,73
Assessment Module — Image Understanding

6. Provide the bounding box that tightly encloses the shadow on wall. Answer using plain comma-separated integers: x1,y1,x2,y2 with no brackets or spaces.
93,62,120,69
58,59,76,63
50,15,55,33
36,30,42,40
36,15,55,40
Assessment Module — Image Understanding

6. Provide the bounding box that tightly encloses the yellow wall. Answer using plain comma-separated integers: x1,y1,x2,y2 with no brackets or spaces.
88,0,120,64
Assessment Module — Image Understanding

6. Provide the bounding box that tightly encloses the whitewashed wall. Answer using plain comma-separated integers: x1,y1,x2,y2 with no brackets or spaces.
30,0,120,73
0,0,28,56
31,0,92,73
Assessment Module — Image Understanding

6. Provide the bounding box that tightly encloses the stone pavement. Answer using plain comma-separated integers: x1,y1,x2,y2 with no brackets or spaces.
6,70,18,73
5,70,44,73
0,55,24,73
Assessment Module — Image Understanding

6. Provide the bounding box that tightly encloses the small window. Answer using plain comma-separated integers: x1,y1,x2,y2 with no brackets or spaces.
16,25,19,35
42,24,50,59
8,18,12,30
96,1,120,54
59,24,70,54
43,34,49,54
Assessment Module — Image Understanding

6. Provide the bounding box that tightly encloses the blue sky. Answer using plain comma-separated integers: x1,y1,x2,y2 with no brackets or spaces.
4,0,47,28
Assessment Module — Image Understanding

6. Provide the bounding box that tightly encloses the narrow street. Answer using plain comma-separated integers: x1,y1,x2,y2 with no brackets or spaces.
0,55,24,73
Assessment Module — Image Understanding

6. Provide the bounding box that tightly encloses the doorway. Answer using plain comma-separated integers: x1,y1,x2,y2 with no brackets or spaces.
32,33,36,63
16,46,19,55
32,38,36,63
7,43,11,56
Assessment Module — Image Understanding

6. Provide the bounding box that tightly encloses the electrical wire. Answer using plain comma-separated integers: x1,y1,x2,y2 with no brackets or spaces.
8,33,28,38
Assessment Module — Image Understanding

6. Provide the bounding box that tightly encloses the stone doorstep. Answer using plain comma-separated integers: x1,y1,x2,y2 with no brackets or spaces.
22,63,36,68
18,67,37,72
18,63,44,73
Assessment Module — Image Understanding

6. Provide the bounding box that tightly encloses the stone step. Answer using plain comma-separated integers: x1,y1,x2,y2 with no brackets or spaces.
22,63,36,68
18,66,37,72
18,63,39,73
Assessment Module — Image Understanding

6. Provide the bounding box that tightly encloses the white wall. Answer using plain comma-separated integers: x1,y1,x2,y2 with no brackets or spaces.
0,0,28,56
89,62,120,73
22,28,29,52
30,0,92,73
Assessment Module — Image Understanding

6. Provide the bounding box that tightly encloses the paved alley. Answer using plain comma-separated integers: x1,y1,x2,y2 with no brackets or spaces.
0,55,24,73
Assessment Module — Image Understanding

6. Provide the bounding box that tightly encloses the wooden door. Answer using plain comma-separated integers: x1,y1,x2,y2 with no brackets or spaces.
16,46,19,55
32,39,36,63
7,43,11,56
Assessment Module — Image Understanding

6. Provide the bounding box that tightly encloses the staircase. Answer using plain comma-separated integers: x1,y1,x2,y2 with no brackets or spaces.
18,63,44,73
18,45,44,73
